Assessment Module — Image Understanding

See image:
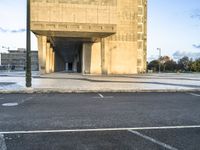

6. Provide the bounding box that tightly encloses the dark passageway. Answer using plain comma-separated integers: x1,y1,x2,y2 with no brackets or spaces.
48,37,92,73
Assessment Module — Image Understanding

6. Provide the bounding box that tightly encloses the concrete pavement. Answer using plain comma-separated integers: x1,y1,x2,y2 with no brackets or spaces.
0,72,200,93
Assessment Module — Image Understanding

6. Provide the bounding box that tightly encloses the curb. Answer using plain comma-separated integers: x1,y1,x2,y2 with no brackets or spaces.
0,88,200,94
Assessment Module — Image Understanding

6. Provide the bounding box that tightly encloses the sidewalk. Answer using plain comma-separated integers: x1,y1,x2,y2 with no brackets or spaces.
0,72,200,93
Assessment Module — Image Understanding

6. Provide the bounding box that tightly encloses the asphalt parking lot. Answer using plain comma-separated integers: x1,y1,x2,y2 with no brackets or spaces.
0,92,200,150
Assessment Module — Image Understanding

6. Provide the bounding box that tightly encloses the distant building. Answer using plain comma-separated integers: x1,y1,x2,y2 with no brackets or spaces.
0,48,38,71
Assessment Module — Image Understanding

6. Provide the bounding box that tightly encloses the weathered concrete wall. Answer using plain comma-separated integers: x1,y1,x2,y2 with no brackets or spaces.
31,0,117,38
102,0,147,74
31,0,117,24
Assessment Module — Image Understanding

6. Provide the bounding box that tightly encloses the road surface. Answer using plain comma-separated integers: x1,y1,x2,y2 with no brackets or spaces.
0,92,200,150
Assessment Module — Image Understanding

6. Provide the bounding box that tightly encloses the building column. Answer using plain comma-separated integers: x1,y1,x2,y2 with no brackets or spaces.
82,43,92,74
101,38,107,75
46,43,50,73
52,51,55,72
49,47,53,73
37,35,47,74
73,56,77,72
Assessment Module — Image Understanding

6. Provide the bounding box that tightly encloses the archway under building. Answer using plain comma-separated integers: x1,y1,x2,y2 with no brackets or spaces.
37,35,104,75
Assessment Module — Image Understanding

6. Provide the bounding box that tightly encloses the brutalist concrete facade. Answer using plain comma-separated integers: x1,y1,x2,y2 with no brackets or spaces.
31,0,147,74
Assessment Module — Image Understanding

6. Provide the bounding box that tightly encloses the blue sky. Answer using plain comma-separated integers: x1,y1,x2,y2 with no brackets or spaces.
148,0,200,60
0,0,200,60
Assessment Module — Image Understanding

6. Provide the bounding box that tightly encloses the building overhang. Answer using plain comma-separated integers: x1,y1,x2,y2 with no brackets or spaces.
31,21,116,38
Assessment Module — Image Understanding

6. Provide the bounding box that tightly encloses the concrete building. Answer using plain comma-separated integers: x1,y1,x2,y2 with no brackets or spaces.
0,48,39,71
31,0,147,75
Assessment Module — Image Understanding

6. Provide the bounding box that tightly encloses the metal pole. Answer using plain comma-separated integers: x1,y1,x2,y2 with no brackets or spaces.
157,48,161,73
26,0,32,87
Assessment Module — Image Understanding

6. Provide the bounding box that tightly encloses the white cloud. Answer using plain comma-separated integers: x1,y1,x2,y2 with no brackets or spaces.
173,51,200,60
0,27,26,33
193,44,200,49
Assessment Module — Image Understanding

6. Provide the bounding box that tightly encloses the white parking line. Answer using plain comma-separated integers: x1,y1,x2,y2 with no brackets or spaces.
128,130,178,150
2,103,18,107
1,97,33,107
0,134,7,150
98,93,104,98
188,93,200,97
1,125,200,135
93,93,114,99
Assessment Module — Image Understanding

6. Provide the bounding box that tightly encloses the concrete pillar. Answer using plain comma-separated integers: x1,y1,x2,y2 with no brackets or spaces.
48,46,51,73
46,43,50,73
73,57,77,72
65,63,68,71
51,49,53,72
52,51,55,72
49,47,53,73
101,38,107,75
37,35,47,74
90,42,101,74
82,43,92,74
37,36,42,73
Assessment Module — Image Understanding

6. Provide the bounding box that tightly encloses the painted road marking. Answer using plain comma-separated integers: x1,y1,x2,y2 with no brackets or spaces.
128,130,178,150
1,125,200,134
188,93,200,97
2,103,18,107
1,97,33,107
93,93,114,99
0,134,7,150
98,93,104,98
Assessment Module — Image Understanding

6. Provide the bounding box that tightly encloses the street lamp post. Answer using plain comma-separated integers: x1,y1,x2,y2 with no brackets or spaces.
26,0,32,87
157,48,161,73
